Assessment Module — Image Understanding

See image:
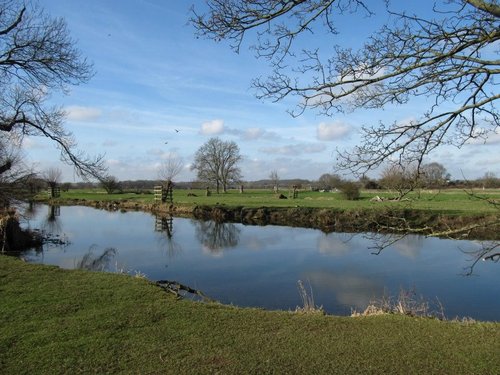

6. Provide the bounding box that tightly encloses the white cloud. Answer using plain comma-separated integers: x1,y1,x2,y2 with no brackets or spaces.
465,129,500,145
200,119,224,135
106,159,122,167
102,140,117,147
304,270,382,310
485,132,500,145
66,106,102,121
259,143,326,156
239,156,333,180
316,122,350,141
317,234,350,256
242,127,263,140
225,126,283,141
22,136,51,150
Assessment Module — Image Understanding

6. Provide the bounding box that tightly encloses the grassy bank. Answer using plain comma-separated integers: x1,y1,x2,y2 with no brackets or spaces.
1,255,500,374
44,187,500,215
37,188,500,240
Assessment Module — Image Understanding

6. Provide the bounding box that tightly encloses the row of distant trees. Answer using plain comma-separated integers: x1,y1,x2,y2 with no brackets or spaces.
48,163,497,198
10,150,499,200
160,137,500,197
158,139,500,200
317,166,500,200
4,135,241,197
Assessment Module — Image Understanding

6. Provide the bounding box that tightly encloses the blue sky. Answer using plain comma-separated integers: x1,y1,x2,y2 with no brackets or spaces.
30,0,499,182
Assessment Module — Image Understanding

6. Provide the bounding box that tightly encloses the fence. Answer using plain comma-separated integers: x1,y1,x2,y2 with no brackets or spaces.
154,184,173,203
47,186,61,198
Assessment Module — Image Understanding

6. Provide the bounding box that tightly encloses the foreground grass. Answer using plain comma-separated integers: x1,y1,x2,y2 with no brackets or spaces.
49,188,500,216
1,256,499,374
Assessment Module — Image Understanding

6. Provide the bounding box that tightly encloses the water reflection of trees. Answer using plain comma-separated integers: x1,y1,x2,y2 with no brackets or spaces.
365,232,424,260
318,231,426,259
154,215,182,258
42,205,62,234
461,241,499,276
366,232,408,255
367,231,498,276
193,220,240,254
75,246,117,272
22,201,39,220
31,205,69,250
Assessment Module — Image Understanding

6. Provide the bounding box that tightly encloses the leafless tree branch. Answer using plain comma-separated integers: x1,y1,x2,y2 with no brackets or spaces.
0,0,105,195
192,0,499,175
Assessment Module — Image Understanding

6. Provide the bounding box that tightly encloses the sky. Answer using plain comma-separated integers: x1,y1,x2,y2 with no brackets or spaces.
28,0,499,182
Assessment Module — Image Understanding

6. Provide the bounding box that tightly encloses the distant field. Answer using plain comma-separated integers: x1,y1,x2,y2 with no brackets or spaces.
44,188,500,216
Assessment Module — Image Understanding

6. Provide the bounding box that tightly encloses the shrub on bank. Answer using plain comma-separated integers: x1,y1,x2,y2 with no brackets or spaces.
339,181,361,200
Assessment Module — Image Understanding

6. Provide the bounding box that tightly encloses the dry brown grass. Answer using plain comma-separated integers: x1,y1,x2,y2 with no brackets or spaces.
295,279,324,314
351,287,446,319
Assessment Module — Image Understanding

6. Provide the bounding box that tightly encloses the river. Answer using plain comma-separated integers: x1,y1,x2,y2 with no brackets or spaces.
20,204,500,321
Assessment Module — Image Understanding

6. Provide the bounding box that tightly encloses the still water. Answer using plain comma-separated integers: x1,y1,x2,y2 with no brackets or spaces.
21,204,499,321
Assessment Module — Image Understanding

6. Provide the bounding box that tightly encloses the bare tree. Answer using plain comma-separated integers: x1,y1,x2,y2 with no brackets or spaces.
43,167,62,198
421,162,450,188
317,173,342,191
191,0,499,175
0,133,37,207
191,137,242,193
269,169,280,192
100,175,122,194
158,154,184,183
0,1,105,182
379,164,421,200
480,172,500,188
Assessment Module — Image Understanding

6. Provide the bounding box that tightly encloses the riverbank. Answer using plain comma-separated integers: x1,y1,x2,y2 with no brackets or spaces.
40,188,500,240
1,255,499,374
189,205,499,240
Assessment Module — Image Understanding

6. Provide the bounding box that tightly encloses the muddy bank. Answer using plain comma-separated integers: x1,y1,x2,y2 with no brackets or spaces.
43,199,499,240
190,205,499,240
50,198,195,217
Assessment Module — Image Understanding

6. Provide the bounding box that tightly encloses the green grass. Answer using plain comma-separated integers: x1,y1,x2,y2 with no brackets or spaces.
56,188,152,202
47,187,500,215
1,255,500,374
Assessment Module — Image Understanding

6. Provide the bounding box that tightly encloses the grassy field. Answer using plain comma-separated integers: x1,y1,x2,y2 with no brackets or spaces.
1,255,500,374
48,187,500,215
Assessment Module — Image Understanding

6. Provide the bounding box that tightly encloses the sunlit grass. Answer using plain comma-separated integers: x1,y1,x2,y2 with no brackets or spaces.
48,187,500,215
58,188,151,201
1,255,499,374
